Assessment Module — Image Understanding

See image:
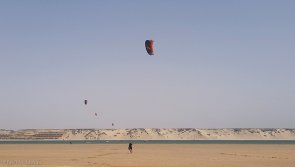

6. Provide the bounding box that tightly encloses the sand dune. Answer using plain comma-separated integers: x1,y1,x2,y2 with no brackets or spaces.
1,128,295,140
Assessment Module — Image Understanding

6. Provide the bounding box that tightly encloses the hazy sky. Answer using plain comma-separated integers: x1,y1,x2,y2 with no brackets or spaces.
1,0,295,129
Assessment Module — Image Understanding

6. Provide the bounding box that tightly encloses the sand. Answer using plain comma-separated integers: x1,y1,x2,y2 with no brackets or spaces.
3,129,295,140
0,144,294,167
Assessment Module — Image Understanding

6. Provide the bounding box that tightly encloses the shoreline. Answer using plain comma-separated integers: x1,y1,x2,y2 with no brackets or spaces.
1,139,295,145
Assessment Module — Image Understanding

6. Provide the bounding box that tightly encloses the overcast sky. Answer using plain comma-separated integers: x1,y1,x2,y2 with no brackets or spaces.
1,0,294,129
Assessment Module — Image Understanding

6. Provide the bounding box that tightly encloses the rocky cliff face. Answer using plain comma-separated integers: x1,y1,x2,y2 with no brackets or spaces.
1,128,295,140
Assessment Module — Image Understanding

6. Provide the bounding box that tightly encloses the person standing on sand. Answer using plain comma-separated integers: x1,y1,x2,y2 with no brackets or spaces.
128,143,133,153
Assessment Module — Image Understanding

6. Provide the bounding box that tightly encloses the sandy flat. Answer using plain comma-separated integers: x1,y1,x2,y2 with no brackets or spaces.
0,144,294,167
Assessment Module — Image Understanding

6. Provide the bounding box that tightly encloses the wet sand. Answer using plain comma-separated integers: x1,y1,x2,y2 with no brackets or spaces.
0,144,294,167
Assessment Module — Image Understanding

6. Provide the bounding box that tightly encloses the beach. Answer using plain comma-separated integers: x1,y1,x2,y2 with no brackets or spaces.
0,144,294,167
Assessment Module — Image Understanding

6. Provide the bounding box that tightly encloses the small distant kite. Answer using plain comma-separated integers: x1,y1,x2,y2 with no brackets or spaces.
112,123,114,126
84,100,87,105
145,40,154,55
95,113,97,116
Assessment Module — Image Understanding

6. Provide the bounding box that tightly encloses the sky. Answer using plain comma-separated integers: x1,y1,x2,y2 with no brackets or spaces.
0,0,295,129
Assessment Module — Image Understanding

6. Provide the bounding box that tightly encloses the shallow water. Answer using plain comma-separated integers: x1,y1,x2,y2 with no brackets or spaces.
1,140,295,144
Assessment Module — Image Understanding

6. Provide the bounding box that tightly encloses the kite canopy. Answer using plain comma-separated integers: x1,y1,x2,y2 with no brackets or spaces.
145,40,154,55
84,100,87,105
